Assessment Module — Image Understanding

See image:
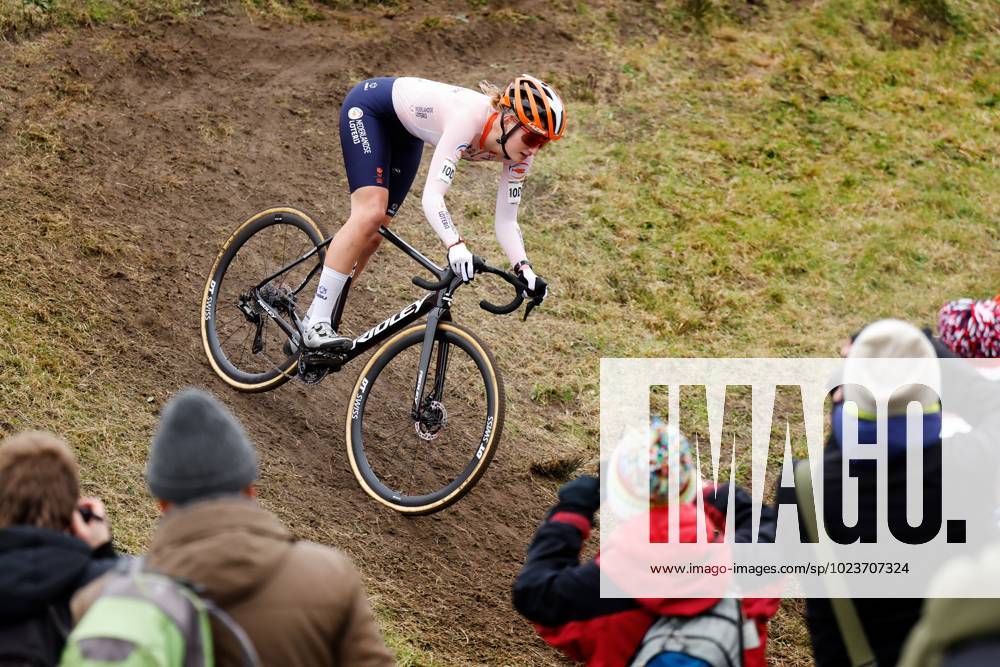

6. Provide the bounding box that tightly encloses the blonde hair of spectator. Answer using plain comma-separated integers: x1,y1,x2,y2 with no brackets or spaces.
0,431,80,531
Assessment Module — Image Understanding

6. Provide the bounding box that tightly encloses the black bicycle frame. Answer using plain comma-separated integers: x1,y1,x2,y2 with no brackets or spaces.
252,225,459,416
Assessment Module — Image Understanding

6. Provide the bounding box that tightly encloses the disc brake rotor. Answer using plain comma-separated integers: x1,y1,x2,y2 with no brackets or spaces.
415,400,448,441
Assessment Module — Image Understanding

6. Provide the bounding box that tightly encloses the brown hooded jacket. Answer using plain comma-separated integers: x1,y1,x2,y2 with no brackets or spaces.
72,497,394,666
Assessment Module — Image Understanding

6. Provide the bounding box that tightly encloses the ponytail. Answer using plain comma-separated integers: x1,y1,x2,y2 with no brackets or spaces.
478,80,503,110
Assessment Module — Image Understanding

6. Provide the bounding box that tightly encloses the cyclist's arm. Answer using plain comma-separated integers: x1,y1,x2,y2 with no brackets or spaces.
494,157,534,267
420,128,470,249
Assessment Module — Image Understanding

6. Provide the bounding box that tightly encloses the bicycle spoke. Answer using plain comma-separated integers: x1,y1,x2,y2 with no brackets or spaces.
215,315,245,333
276,227,288,282
215,308,248,334
218,320,254,348
383,420,418,443
234,333,252,367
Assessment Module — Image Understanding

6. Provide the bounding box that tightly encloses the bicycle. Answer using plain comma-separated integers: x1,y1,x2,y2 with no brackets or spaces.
200,207,542,515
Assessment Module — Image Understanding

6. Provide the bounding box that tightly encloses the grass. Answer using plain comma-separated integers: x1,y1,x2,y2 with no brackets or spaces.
507,0,998,477
381,624,441,667
0,199,160,555
508,0,997,660
528,0,998,360
0,0,403,37
1,0,202,36
1,0,998,664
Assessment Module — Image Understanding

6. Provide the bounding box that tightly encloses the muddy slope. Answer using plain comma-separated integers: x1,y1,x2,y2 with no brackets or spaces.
1,2,618,663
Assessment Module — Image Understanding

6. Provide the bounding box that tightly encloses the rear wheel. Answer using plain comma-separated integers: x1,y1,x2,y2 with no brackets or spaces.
346,322,505,514
201,207,325,392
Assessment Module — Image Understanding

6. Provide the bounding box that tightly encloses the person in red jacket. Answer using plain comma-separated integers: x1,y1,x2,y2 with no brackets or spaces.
512,421,780,666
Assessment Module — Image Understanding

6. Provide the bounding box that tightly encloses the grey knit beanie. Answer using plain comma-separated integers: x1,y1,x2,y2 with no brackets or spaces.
146,388,259,504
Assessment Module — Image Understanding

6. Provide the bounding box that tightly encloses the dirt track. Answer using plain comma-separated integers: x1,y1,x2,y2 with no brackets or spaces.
0,3,616,663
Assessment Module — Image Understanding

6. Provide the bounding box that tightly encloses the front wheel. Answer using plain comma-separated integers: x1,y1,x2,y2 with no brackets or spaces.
346,322,505,514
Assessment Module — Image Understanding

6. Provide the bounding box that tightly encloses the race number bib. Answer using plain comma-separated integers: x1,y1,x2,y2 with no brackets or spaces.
439,159,457,184
507,182,523,204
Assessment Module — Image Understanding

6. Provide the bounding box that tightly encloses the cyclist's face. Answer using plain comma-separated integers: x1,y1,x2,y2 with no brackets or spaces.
505,126,549,160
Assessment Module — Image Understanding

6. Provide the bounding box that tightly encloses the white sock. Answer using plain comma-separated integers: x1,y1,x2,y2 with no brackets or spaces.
308,266,349,326
301,303,314,331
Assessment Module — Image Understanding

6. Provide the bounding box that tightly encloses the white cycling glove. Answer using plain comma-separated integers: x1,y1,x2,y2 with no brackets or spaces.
448,242,475,283
520,265,539,291
518,265,548,301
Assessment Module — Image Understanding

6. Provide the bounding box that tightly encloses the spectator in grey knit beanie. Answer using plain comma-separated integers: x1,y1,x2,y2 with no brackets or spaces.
72,387,395,665
146,388,258,505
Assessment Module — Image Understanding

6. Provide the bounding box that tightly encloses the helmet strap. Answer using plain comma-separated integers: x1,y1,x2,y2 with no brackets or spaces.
496,111,520,161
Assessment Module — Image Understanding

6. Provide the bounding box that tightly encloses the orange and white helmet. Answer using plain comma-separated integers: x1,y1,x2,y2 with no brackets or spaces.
501,75,566,141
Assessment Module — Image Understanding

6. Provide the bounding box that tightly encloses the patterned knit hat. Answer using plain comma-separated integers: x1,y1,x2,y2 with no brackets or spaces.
649,417,697,507
606,417,699,518
938,296,1000,358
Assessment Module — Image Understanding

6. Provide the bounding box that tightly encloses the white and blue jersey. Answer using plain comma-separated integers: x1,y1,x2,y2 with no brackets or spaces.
339,77,532,267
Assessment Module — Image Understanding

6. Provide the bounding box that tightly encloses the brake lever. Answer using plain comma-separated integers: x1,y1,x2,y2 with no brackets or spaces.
523,298,542,322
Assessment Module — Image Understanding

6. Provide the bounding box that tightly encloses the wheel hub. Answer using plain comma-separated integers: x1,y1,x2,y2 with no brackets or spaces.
415,400,448,441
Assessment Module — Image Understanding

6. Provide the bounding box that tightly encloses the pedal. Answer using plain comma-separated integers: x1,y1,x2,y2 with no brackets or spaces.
300,350,346,372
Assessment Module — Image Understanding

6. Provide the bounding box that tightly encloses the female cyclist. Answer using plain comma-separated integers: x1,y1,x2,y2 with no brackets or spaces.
299,74,566,350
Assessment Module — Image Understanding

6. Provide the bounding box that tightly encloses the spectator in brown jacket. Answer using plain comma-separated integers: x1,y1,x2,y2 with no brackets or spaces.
72,388,394,666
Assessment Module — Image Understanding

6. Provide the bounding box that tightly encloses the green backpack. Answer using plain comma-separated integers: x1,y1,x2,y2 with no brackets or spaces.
60,558,258,667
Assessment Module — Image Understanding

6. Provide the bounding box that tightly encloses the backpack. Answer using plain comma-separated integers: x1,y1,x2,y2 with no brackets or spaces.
629,598,746,667
60,558,258,667
0,603,72,666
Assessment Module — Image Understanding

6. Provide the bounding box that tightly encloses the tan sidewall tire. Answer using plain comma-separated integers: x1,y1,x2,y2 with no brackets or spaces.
345,322,505,514
200,207,324,392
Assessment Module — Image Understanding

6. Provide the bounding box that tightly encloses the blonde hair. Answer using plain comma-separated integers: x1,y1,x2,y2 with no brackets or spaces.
478,80,503,110
0,431,80,531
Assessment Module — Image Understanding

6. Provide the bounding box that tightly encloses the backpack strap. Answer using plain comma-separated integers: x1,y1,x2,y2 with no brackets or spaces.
794,460,878,667
202,600,260,667
108,554,143,576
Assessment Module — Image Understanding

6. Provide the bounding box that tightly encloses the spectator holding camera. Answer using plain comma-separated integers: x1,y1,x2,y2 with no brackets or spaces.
0,431,117,665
